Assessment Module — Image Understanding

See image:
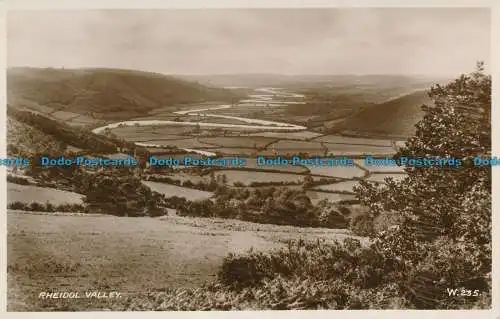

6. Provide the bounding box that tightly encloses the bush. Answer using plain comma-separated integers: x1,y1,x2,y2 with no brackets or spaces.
45,201,54,212
7,175,30,185
8,201,27,210
349,214,374,236
29,202,44,211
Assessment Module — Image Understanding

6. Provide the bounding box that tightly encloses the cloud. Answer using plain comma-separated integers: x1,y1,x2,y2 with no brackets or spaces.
7,8,490,75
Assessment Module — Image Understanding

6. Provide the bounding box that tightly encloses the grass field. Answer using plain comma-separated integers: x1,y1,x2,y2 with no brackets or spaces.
214,170,305,186
325,143,396,156
141,181,213,200
305,191,357,205
138,138,216,149
266,140,327,156
51,110,81,121
245,131,322,140
307,165,366,179
198,137,277,148
7,211,361,311
313,181,362,193
110,125,196,138
365,173,407,183
354,159,407,173
7,183,84,205
312,135,397,147
210,147,262,156
218,157,308,173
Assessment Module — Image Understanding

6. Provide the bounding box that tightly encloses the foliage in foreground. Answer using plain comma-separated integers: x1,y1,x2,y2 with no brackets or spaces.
114,238,490,310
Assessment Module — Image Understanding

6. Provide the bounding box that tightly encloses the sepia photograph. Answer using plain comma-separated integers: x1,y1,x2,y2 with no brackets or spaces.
4,5,493,312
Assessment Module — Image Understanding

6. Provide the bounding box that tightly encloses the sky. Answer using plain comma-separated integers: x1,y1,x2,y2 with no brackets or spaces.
7,8,491,76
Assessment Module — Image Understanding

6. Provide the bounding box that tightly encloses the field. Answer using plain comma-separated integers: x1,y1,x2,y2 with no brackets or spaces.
313,181,362,193
138,138,216,149
141,181,213,200
365,173,407,183
307,164,366,178
212,148,273,156
305,191,357,205
267,140,327,156
245,131,322,140
354,159,407,173
109,125,196,139
312,135,398,147
7,183,84,205
198,136,277,148
7,211,361,311
324,143,396,156
214,170,306,186
218,157,308,173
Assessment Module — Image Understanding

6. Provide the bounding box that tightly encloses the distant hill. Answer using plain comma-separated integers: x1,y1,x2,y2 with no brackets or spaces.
331,90,433,139
7,67,242,120
7,108,143,157
177,74,448,89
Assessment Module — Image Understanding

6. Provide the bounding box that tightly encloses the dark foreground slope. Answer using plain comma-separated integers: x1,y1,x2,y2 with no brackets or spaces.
332,90,432,139
7,67,242,120
7,109,144,156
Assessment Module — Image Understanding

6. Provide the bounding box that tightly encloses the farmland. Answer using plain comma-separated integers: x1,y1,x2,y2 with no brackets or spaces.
141,181,213,200
366,173,407,183
313,181,363,193
88,86,408,196
306,191,357,205
7,183,84,205
213,170,306,186
307,164,366,179
354,159,407,173
198,136,277,148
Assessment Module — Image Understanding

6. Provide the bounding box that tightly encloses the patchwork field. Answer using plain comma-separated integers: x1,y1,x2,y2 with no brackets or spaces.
150,153,206,161
166,173,208,184
307,164,366,179
312,135,398,147
51,110,81,121
7,183,84,205
267,140,327,156
7,211,362,311
325,143,396,156
109,125,196,138
245,131,322,140
214,170,306,186
138,138,215,149
306,191,357,205
218,157,309,173
365,173,407,183
141,181,213,200
198,137,277,148
313,181,362,193
354,159,407,173
210,147,261,156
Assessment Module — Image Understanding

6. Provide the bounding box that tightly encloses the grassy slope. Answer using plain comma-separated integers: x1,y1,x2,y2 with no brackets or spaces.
7,212,359,311
7,67,242,120
7,116,63,156
7,109,130,155
332,90,432,139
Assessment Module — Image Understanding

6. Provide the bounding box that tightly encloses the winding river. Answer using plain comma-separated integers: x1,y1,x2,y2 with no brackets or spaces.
91,88,308,155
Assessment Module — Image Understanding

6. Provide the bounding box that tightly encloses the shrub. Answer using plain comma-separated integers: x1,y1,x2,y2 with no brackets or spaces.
7,175,30,185
29,202,44,211
8,201,27,210
349,214,374,236
44,201,54,212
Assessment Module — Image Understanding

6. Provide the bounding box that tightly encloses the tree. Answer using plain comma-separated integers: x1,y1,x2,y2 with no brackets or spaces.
354,63,491,308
